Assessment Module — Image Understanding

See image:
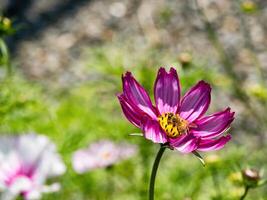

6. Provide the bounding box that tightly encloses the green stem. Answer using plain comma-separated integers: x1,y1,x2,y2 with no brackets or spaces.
211,168,221,198
0,38,12,76
149,145,166,200
106,166,115,199
240,186,250,200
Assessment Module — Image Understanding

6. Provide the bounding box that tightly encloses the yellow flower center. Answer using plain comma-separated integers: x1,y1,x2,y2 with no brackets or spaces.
158,113,189,138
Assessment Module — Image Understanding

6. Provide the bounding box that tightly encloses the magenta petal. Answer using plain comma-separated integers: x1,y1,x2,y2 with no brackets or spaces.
179,81,211,122
169,134,198,153
123,72,157,119
197,135,231,152
154,67,181,114
141,118,168,144
118,94,143,128
191,108,235,139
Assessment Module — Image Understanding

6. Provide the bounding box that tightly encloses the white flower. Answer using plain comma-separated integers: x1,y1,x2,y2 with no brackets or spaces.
0,133,66,200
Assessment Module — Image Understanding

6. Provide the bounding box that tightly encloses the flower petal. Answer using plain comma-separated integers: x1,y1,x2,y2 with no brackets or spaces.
122,72,157,119
169,134,199,153
8,176,32,194
72,150,94,174
179,81,211,122
141,118,168,144
197,135,231,152
118,94,143,128
191,108,235,139
154,67,181,114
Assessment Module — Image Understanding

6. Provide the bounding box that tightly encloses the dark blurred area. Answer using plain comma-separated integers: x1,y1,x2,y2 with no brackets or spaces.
1,0,93,52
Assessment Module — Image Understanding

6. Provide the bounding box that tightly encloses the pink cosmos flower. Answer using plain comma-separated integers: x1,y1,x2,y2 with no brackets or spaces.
72,140,137,174
0,134,66,200
118,67,234,153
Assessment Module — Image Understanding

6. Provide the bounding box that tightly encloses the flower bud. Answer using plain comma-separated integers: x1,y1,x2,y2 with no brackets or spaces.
2,17,11,29
0,16,14,36
242,168,261,187
178,52,192,68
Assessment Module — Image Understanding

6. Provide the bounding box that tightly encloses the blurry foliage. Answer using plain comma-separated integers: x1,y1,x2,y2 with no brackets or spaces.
0,50,266,199
85,43,217,94
158,6,173,25
0,77,48,132
0,38,10,71
247,84,267,102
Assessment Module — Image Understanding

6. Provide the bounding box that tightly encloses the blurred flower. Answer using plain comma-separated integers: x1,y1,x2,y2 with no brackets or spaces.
0,16,15,36
118,67,234,153
109,2,127,18
241,0,257,14
236,168,266,200
0,134,66,200
205,154,220,165
228,171,243,186
1,17,11,29
178,52,192,68
247,84,267,102
242,168,261,188
72,140,137,173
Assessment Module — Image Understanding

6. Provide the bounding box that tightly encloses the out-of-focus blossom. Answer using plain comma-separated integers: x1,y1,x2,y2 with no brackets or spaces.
242,168,261,188
205,154,220,165
118,67,234,153
72,140,137,174
109,2,127,18
0,16,15,36
178,52,192,68
229,168,266,188
228,171,243,186
248,84,267,102
0,134,66,200
241,0,257,14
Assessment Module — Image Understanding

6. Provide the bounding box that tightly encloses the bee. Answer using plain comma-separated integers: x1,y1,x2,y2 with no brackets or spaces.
158,113,189,138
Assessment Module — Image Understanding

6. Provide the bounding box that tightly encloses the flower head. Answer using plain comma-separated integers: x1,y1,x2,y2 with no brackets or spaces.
72,140,137,173
118,67,234,153
242,168,261,187
0,134,66,200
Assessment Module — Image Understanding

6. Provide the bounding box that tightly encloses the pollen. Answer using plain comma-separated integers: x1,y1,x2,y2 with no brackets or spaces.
158,113,189,138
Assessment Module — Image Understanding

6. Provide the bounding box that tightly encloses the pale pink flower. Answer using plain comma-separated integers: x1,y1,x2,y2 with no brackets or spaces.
72,140,137,173
0,134,66,200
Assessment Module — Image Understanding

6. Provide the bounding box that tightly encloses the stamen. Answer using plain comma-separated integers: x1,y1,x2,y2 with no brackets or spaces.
158,113,189,138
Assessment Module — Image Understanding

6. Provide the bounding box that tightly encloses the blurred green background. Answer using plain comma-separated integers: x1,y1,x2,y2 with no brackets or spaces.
0,0,267,199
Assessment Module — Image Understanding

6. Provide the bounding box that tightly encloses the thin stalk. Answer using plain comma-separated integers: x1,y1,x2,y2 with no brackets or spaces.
211,168,221,198
240,186,250,200
149,145,166,200
0,38,12,76
106,166,115,199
